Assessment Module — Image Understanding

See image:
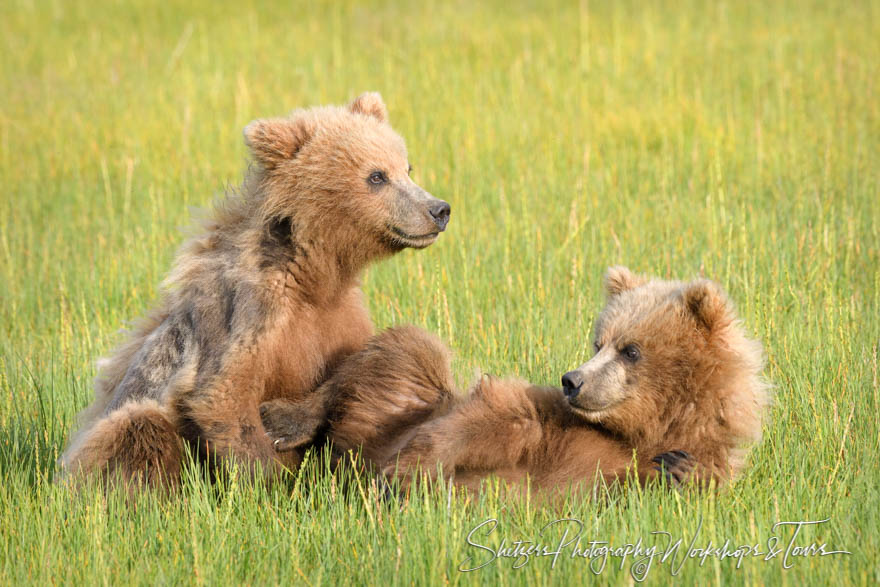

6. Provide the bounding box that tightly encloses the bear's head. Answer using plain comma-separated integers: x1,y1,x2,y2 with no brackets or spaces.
243,93,450,259
561,266,770,477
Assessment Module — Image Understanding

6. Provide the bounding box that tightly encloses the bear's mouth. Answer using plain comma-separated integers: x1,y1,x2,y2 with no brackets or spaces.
566,397,619,422
387,225,440,248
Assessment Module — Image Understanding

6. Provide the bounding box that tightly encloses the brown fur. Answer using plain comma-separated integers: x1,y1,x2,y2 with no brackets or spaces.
60,93,450,487
263,267,770,497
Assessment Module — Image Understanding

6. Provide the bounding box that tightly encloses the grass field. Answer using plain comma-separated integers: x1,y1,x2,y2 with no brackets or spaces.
1,0,878,584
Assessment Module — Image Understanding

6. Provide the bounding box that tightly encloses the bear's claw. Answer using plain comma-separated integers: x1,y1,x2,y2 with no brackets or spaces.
651,450,694,486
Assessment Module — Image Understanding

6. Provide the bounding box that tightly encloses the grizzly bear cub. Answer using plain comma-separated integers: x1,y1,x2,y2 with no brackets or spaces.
60,93,450,487
262,267,770,495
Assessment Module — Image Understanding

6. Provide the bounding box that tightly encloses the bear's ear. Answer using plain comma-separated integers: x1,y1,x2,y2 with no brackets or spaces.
348,92,388,123
683,279,731,333
604,266,646,297
243,116,314,169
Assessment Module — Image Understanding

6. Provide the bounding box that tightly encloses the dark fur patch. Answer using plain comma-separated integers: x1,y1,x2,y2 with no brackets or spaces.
268,215,292,244
175,403,202,443
105,318,193,413
170,324,186,357
222,286,236,333
259,216,299,269
176,402,210,465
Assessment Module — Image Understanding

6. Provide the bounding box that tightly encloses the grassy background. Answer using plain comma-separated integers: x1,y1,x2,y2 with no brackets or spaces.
1,0,878,583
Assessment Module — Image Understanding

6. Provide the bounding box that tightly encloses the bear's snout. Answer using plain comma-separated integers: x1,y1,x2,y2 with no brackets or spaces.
561,371,583,398
428,200,451,231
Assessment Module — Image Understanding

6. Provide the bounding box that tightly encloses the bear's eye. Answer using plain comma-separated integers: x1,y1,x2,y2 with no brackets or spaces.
368,171,387,185
593,341,602,353
407,164,413,176
621,344,641,362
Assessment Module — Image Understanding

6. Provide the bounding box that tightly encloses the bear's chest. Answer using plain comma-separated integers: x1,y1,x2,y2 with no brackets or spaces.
261,288,373,401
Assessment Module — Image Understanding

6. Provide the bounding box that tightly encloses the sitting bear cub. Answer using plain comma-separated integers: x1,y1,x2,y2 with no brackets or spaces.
262,267,770,494
61,93,450,488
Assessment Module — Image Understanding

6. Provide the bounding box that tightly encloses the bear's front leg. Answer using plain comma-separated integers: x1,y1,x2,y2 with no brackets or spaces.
260,393,329,453
176,379,293,479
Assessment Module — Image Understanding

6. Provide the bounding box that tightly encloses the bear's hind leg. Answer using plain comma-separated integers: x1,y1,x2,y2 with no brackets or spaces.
384,376,544,486
325,325,457,463
59,399,182,490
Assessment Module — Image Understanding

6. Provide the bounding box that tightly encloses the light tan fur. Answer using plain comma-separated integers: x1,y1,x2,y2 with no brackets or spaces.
60,93,450,487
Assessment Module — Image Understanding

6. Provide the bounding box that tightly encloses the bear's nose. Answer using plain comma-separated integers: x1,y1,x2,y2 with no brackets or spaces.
428,200,451,231
561,371,583,399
